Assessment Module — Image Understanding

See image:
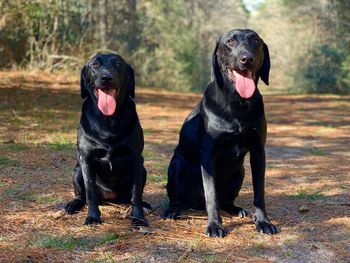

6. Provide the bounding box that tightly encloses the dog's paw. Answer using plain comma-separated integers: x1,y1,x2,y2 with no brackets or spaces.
131,205,149,227
142,201,152,210
131,217,149,227
206,222,226,238
65,199,85,214
237,208,248,218
222,204,248,218
161,207,180,220
84,216,102,225
142,201,152,214
255,220,278,235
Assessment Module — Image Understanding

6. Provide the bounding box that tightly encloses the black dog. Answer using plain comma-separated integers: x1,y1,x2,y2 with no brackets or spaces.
65,53,149,226
162,29,278,237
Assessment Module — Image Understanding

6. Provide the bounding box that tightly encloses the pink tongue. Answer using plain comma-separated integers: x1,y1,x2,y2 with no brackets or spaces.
97,89,116,116
234,71,256,99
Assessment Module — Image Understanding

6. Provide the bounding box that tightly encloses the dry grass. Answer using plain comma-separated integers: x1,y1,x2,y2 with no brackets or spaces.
0,71,349,262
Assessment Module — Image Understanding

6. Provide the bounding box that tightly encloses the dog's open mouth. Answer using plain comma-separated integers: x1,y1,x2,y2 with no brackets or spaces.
227,68,256,99
94,87,118,116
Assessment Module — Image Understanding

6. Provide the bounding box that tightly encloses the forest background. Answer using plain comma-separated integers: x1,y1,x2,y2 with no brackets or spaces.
1,0,349,94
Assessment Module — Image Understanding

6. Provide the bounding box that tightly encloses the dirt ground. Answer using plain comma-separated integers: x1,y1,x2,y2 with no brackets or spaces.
0,71,349,262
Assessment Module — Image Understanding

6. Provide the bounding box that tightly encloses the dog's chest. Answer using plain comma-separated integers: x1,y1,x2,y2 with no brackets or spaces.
216,130,248,156
93,145,134,172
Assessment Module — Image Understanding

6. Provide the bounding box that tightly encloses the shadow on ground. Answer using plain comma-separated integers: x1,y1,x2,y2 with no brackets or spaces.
0,72,349,262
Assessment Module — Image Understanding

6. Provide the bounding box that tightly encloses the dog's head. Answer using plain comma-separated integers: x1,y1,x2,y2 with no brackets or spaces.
212,29,270,99
80,53,135,116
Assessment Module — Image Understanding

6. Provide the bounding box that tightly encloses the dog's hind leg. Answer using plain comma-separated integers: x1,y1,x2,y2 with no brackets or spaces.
162,157,182,219
65,163,86,214
130,157,149,226
221,203,248,217
141,167,152,212
220,166,248,217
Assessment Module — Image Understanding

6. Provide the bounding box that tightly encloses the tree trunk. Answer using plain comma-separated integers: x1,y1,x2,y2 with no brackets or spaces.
127,0,137,53
99,0,108,50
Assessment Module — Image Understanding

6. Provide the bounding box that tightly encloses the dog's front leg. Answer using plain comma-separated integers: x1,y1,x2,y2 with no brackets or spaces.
81,158,101,224
130,157,148,227
250,146,278,234
201,156,226,238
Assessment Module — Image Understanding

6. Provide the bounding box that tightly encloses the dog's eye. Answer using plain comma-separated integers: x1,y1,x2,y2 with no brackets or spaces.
114,62,121,68
91,61,100,68
227,38,237,45
253,38,260,45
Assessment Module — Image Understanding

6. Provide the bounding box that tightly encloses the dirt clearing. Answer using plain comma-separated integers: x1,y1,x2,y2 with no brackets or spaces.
0,71,349,262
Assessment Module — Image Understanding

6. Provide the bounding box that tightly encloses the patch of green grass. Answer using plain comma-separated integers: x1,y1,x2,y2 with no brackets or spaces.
154,161,168,173
7,143,28,153
3,189,33,202
3,189,20,198
266,162,278,169
283,251,293,257
308,147,326,156
186,237,202,250
297,108,308,112
33,235,93,251
316,125,336,134
130,255,142,263
36,110,56,120
29,194,62,204
2,190,62,204
33,233,120,252
143,129,152,136
254,242,265,250
143,149,153,159
1,188,26,204
48,142,75,151
147,161,168,183
94,252,117,263
46,128,59,133
203,254,217,262
47,135,75,151
250,242,265,256
291,189,326,201
0,156,16,166
98,233,119,245
148,173,167,183
283,235,298,245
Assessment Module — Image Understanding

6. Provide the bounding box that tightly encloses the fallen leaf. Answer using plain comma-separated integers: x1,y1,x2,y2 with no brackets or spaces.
298,205,309,212
51,210,65,219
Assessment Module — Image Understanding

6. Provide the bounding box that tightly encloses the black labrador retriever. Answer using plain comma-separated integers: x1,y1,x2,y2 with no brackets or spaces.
65,53,149,226
162,29,278,237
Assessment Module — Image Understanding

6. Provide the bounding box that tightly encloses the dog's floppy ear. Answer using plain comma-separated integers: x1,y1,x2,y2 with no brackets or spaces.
126,64,135,99
257,42,270,86
80,65,88,99
211,36,224,88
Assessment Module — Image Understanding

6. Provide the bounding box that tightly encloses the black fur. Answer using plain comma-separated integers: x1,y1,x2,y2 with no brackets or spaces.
65,53,150,226
162,29,277,237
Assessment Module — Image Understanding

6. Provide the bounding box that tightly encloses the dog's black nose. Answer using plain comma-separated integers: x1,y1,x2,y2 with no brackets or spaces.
239,55,254,65
101,74,113,83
